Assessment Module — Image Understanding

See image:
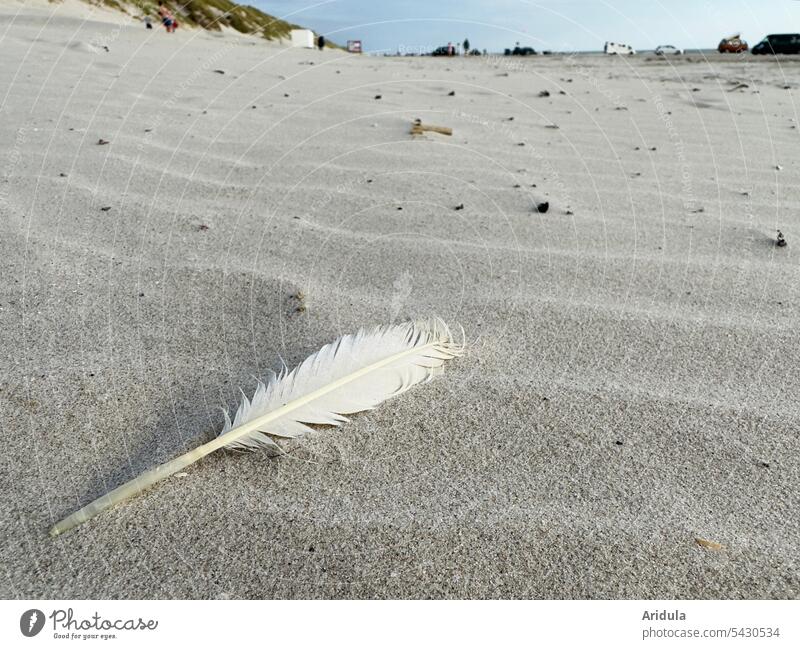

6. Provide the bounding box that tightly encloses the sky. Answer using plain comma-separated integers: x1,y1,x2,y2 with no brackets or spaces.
254,0,800,53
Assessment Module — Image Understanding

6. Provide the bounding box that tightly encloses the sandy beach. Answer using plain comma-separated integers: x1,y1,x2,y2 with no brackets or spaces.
2,0,799,599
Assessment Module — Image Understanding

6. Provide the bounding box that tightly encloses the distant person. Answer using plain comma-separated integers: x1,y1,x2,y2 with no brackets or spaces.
447,42,454,56
317,34,325,50
463,38,470,55
144,15,153,30
157,2,177,33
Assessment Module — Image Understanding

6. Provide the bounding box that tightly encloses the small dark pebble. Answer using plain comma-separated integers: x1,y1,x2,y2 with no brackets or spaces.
615,440,624,446
535,201,549,213
100,206,111,211
559,90,566,95
97,139,109,145
759,461,770,468
565,209,574,215
517,142,525,146
198,224,209,231
309,545,315,552
284,93,290,98
374,94,382,100
213,69,225,74
776,230,787,247
448,91,455,96
138,293,145,297
59,172,67,177
396,206,403,211
538,90,550,97
513,184,521,189
454,203,464,210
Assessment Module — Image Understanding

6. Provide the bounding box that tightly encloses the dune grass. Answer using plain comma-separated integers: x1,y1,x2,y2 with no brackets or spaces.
90,0,317,42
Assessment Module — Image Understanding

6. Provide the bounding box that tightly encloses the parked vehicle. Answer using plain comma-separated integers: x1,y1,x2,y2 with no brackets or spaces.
655,44,683,56
752,33,800,55
431,45,455,56
504,46,537,56
718,34,748,53
604,41,635,55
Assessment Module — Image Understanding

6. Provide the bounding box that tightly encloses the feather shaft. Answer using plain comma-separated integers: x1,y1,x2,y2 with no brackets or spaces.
49,329,454,536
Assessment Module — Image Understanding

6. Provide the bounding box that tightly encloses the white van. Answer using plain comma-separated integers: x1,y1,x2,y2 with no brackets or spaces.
604,41,636,55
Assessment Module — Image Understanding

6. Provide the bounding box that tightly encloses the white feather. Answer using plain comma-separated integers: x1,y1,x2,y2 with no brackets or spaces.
220,318,462,451
49,318,462,535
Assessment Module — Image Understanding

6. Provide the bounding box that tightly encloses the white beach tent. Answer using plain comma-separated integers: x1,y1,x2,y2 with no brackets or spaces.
291,29,315,49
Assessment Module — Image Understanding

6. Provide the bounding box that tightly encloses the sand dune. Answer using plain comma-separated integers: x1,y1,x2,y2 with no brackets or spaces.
1,1,799,598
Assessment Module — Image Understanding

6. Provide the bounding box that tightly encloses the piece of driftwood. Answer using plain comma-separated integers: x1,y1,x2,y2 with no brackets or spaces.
411,118,452,136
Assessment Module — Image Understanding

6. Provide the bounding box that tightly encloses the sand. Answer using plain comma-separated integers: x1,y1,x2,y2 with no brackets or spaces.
1,0,799,599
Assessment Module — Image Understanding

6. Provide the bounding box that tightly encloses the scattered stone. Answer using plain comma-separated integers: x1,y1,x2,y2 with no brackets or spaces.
374,94,382,100
759,461,771,468
454,203,464,210
100,206,111,211
614,440,623,446
775,164,783,171
448,90,455,96
59,172,67,177
565,209,574,215
198,224,209,231
97,138,109,145
776,230,787,247
535,201,549,214
545,124,559,129
538,90,550,97
213,69,225,74
517,142,525,146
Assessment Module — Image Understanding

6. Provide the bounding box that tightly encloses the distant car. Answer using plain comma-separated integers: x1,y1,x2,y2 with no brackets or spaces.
752,33,800,55
431,46,454,56
718,34,748,53
604,41,635,55
655,44,683,56
504,46,537,56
